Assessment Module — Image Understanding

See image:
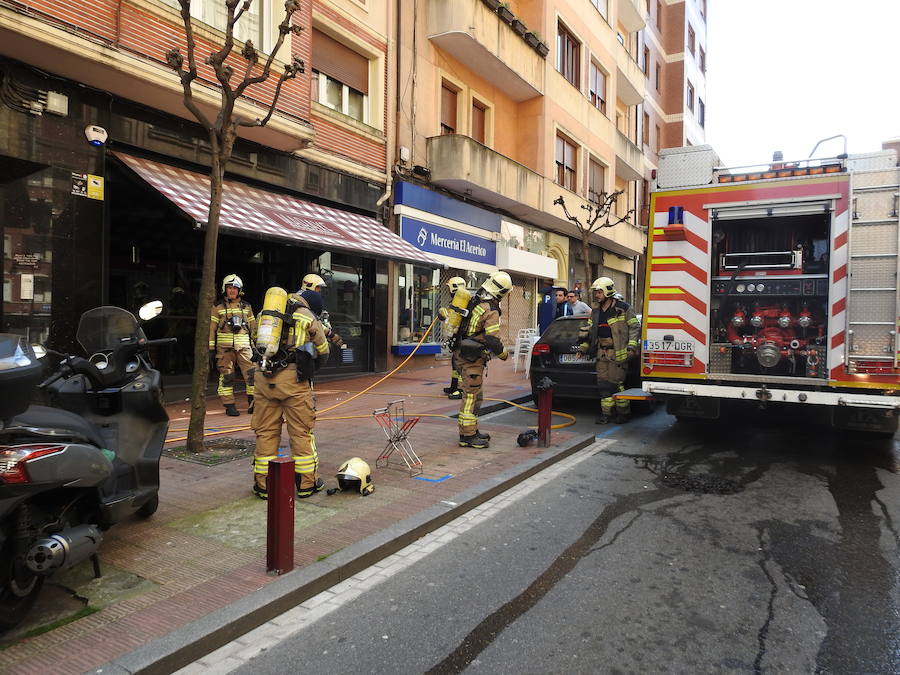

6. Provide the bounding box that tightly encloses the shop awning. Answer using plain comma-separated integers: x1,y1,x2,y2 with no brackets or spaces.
113,153,439,268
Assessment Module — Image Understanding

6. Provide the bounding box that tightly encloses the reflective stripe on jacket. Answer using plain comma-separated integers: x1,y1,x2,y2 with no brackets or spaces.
209,300,256,349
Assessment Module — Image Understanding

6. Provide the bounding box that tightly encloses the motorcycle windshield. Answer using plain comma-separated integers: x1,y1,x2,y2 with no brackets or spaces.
77,306,141,354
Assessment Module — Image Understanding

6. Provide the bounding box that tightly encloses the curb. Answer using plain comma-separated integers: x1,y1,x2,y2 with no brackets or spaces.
94,431,595,675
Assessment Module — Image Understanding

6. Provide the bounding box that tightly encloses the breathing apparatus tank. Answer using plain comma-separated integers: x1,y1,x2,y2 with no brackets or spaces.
438,287,473,341
255,287,289,359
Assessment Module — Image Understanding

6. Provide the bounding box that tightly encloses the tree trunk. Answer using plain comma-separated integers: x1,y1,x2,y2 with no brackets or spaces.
581,236,592,300
186,143,229,452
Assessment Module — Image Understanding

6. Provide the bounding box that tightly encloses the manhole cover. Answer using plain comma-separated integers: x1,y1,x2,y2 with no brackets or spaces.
659,471,743,495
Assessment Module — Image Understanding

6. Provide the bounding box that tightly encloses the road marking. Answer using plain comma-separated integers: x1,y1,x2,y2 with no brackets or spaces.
176,439,616,674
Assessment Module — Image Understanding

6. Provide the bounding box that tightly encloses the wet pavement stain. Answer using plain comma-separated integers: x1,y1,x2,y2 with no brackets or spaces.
424,485,681,674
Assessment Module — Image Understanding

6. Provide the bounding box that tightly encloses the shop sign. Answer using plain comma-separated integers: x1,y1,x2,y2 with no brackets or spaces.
71,173,105,200
13,253,40,267
400,217,496,266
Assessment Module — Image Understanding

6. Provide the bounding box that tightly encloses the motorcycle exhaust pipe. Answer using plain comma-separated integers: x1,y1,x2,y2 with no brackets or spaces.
25,524,103,575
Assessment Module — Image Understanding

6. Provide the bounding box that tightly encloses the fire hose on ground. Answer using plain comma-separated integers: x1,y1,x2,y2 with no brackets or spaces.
165,317,576,444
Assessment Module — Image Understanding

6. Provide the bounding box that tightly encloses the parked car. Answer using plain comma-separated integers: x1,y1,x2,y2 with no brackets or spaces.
529,315,642,403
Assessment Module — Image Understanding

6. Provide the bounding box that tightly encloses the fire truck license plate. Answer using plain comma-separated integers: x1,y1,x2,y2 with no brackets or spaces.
644,340,694,352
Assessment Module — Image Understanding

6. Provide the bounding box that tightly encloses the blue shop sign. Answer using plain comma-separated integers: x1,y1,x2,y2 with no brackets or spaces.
400,216,496,266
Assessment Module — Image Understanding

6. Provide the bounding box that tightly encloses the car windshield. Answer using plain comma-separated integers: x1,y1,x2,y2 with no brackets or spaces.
77,306,140,354
542,318,590,345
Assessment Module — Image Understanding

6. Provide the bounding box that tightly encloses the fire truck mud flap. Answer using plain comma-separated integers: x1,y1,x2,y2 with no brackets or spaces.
831,406,899,435
664,395,720,420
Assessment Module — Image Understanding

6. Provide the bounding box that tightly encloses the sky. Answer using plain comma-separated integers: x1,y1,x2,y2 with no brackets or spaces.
705,0,900,167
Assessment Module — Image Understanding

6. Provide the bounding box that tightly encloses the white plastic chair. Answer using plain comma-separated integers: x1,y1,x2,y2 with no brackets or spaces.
522,335,539,378
513,329,539,373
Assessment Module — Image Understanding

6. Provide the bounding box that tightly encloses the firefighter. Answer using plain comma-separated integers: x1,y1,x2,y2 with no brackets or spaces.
209,274,257,416
442,276,467,400
301,273,345,351
251,289,330,499
453,271,511,448
578,277,640,424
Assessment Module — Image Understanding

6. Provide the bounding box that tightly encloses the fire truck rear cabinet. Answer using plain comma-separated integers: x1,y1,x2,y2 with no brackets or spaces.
643,145,900,433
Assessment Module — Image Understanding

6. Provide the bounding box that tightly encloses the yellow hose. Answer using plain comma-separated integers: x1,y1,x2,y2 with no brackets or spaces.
166,318,577,444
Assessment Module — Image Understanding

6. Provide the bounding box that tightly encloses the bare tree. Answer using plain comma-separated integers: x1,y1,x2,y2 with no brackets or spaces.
554,192,634,295
165,0,305,452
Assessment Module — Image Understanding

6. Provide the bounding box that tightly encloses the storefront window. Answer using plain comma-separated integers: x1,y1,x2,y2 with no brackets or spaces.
501,221,548,255
396,264,440,343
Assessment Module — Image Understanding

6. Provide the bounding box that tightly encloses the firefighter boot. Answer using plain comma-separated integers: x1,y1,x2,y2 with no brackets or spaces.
595,412,612,424
459,434,490,449
474,429,491,441
225,403,239,417
247,395,254,415
297,477,326,499
614,411,630,424
252,484,268,500
443,377,459,395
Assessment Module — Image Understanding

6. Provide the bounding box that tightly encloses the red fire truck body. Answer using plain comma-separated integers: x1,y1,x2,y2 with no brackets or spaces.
641,145,899,434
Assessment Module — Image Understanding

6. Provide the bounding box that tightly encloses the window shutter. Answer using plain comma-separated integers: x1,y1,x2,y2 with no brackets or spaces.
313,29,369,94
441,85,458,133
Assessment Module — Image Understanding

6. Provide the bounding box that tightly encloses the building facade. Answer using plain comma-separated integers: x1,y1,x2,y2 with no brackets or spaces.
0,0,434,384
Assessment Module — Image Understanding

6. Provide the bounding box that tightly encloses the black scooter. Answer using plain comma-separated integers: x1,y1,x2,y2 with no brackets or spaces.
0,303,173,633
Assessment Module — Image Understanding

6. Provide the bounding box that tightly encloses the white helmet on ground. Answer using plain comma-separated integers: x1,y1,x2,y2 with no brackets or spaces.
480,271,512,301
336,457,374,496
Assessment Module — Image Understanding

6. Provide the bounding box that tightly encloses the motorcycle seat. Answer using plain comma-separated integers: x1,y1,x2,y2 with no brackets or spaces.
9,405,107,449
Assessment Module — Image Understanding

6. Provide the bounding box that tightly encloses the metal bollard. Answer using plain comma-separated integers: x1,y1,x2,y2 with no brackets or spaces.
266,457,295,575
536,376,554,447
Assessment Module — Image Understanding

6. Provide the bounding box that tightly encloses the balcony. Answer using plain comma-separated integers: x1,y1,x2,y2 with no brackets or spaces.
615,130,643,181
427,134,644,256
427,0,544,102
617,0,647,32
615,41,645,106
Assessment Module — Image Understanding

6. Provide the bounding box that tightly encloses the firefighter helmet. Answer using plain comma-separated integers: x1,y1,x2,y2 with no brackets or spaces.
221,274,243,294
480,271,512,301
591,276,616,298
447,276,466,293
336,457,374,496
301,274,327,291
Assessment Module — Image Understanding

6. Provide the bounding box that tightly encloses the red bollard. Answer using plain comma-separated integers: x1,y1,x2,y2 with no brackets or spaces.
536,379,554,447
266,457,295,575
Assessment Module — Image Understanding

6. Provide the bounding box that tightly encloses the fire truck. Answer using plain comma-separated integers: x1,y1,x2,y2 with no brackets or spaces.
639,144,899,434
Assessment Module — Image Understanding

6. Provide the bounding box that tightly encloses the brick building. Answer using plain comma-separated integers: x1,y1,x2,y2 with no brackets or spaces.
0,0,433,382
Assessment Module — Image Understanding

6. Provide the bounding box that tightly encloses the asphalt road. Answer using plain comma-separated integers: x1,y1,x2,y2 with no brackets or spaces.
226,401,899,674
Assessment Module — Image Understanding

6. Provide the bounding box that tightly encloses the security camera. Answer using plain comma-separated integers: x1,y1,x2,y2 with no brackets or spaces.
84,125,108,147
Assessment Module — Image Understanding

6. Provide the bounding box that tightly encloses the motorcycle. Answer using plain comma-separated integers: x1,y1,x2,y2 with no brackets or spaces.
0,302,174,633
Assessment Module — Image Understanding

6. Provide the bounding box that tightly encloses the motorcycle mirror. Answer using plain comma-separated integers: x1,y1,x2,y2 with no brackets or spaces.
138,300,164,321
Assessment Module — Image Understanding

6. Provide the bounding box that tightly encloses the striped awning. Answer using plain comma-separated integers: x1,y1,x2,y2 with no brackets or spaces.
114,153,439,267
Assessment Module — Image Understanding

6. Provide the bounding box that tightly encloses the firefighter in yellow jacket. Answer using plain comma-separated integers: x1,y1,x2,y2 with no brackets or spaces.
453,271,512,448
209,274,257,417
251,289,330,499
578,276,640,424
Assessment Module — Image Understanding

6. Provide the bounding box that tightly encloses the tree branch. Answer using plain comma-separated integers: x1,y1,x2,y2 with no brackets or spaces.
237,57,304,127
166,0,214,132
235,0,302,97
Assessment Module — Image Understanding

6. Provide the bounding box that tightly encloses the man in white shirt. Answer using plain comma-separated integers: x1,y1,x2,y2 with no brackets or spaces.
561,290,591,316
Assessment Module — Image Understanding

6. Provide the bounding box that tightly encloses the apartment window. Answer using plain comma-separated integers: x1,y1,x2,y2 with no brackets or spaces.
313,29,370,123
687,25,696,55
655,63,661,91
555,133,577,192
642,112,650,145
655,124,661,153
588,159,606,204
699,46,706,73
698,98,706,128
590,0,608,20
656,0,662,29
161,0,266,47
642,47,650,75
440,83,458,134
557,24,581,88
471,99,487,144
686,81,695,111
589,62,607,114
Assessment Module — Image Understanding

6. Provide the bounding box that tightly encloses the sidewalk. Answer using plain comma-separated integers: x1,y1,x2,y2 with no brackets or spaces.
0,359,591,675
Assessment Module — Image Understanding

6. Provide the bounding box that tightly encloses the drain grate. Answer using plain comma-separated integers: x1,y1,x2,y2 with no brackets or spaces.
659,471,743,495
